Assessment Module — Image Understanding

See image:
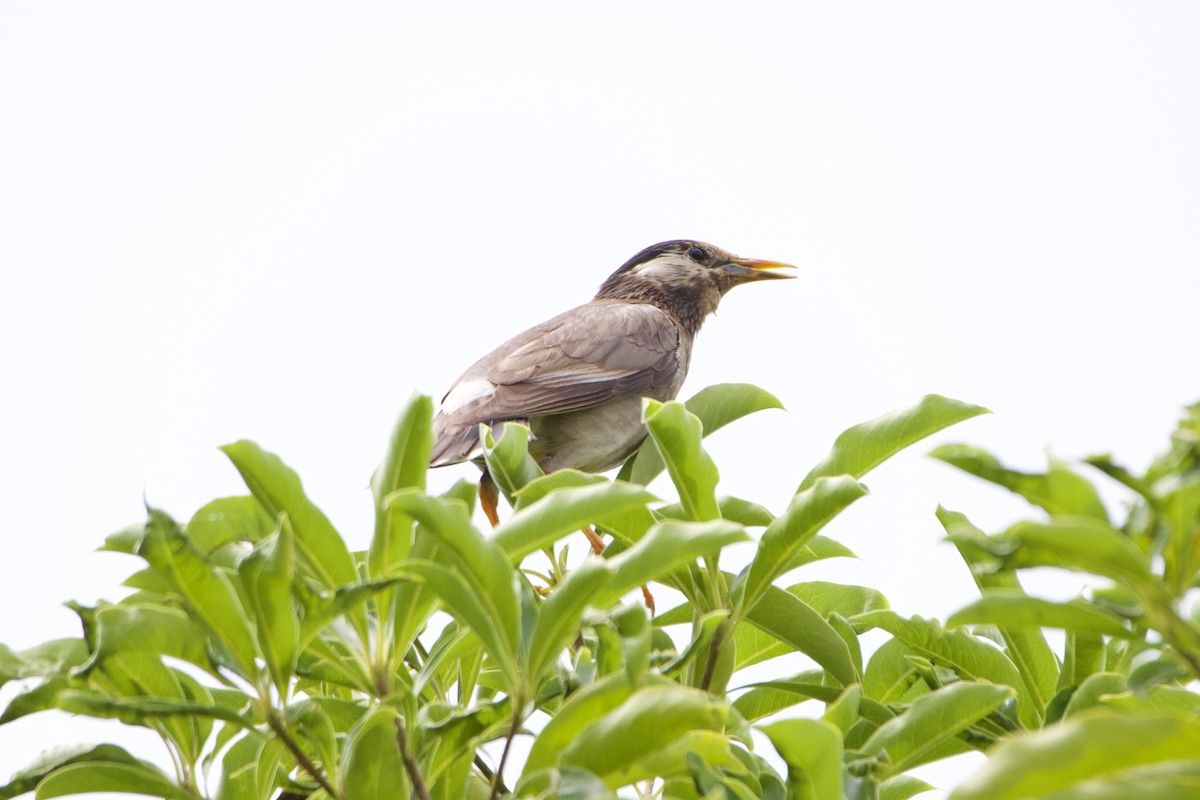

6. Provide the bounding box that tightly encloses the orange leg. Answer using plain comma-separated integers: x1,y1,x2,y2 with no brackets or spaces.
479,471,502,528
583,525,655,615
640,585,656,616
582,525,606,555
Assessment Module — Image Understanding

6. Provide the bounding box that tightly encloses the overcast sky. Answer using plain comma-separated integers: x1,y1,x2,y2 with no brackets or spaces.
2,2,1198,795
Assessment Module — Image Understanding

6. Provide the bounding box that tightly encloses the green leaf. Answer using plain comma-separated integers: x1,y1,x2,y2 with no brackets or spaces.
0,745,145,800
733,678,823,724
730,581,879,673
799,394,989,492
744,586,859,686
0,640,87,689
221,440,357,588
99,524,146,555
524,674,635,775
1128,658,1189,692
1063,673,1128,718
1163,475,1200,593
780,535,860,571
948,594,1132,638
863,682,1014,776
493,480,657,561
421,699,511,786
734,673,897,728
34,762,194,800
214,735,264,800
711,496,778,527
684,752,761,800
0,677,70,725
527,560,613,682
880,775,935,800
644,400,720,521
1101,685,1200,715
83,604,215,676
602,520,748,606
613,602,652,685
184,496,277,553
369,391,433,576
511,469,607,506
387,491,521,685
613,730,742,791
555,684,727,787
83,653,215,762
739,476,868,616
482,422,543,499
404,560,519,690
999,518,1155,587
948,711,1200,800
732,619,791,673
252,738,285,800
386,530,443,670
620,383,784,485
931,446,1110,522
56,689,250,727
856,611,1035,728
137,509,258,677
760,718,844,800
341,706,410,800
864,637,921,704
789,581,890,623
1058,631,1105,694
939,507,1058,716
823,684,863,734
237,524,299,693
517,767,618,800
1019,769,1200,800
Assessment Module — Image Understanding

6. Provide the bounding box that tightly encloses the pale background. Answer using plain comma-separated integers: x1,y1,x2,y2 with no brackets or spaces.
2,1,1197,796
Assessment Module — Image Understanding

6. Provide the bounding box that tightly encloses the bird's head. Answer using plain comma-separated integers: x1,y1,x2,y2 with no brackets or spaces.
595,240,795,333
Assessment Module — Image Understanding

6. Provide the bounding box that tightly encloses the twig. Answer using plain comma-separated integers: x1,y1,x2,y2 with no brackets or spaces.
489,705,522,800
699,622,728,693
474,755,510,796
396,718,434,800
266,712,340,800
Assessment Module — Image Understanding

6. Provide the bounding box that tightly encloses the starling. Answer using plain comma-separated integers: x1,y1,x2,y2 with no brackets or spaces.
431,239,794,529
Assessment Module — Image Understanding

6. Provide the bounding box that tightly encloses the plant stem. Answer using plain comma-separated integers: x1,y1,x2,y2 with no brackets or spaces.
396,718,433,800
699,621,728,694
702,555,724,610
266,711,340,800
489,700,523,800
1161,606,1200,680
474,756,509,796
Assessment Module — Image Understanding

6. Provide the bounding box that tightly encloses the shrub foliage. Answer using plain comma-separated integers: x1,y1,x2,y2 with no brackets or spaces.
2,387,1199,799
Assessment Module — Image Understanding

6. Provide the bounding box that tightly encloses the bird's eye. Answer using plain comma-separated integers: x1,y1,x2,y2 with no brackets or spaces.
687,246,708,263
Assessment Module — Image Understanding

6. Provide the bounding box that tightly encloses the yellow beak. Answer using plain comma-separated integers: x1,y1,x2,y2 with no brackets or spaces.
721,256,797,283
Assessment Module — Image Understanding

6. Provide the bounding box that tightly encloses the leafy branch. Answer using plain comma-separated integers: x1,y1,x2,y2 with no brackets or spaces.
2,388,1198,800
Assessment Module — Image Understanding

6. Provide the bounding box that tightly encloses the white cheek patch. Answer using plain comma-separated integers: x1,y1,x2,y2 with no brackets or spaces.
441,377,495,415
632,257,693,282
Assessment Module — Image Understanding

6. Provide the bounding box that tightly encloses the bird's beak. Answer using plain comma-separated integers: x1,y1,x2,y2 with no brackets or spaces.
720,256,797,284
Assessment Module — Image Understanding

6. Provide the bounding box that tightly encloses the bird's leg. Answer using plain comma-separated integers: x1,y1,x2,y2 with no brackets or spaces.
640,585,656,616
583,525,656,615
479,471,502,528
581,526,606,555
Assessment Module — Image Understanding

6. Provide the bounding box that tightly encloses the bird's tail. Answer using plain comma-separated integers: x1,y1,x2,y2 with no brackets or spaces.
429,414,481,467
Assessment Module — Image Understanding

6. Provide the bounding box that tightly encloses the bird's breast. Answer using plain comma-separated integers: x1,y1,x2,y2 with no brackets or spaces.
529,396,652,474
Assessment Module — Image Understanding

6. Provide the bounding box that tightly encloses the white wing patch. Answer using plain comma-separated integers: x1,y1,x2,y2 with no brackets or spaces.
440,377,496,415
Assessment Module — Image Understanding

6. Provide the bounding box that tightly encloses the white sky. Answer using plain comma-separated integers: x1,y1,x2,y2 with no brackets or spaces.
2,1,1198,796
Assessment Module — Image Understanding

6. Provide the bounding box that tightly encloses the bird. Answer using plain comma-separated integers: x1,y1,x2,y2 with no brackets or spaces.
430,239,795,534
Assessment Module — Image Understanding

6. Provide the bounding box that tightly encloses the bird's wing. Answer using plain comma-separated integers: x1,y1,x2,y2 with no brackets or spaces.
439,301,681,424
